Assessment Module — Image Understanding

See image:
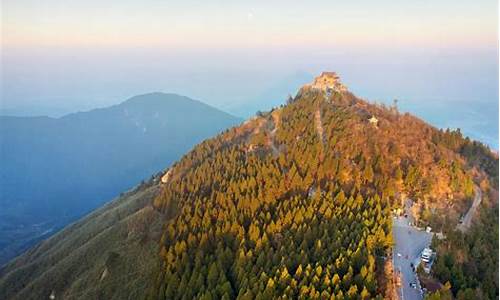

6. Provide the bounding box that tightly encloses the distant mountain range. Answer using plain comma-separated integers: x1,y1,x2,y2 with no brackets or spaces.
0,93,241,264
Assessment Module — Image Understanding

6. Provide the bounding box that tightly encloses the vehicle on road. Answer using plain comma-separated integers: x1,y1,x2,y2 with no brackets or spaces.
421,248,432,263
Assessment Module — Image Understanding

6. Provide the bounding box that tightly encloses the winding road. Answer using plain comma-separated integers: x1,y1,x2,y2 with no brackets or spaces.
457,186,482,232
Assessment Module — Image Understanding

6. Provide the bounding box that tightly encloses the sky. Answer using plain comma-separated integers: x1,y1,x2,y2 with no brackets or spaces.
1,0,499,147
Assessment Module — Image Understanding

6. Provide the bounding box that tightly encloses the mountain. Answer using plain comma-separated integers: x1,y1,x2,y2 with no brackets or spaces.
0,92,241,264
0,181,164,300
0,73,497,299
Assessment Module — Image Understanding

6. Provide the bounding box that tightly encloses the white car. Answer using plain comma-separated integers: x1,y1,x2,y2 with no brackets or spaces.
421,248,432,262
397,253,402,257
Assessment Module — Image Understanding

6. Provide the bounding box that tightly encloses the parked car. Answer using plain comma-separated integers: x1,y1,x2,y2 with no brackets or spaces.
421,248,432,263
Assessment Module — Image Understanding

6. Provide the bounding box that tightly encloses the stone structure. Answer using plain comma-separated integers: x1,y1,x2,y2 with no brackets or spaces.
303,72,348,93
161,169,172,184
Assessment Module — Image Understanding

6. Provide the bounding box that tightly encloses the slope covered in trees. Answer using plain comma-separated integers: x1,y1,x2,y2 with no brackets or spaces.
1,74,495,300
150,77,487,299
427,131,498,300
430,201,498,300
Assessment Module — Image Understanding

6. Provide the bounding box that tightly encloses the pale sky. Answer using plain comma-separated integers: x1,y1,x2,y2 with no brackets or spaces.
1,0,498,147
3,0,498,49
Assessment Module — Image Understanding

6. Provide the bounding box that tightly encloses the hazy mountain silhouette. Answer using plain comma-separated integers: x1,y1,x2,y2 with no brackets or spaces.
0,92,241,264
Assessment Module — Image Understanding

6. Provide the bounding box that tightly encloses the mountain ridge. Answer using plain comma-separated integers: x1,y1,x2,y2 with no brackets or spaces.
1,73,497,299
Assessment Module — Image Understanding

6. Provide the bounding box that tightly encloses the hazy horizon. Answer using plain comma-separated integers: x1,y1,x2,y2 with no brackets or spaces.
1,0,498,148
0,2,499,298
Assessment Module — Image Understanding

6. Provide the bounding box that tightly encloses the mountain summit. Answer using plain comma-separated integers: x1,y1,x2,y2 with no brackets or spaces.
302,71,348,94
0,74,496,300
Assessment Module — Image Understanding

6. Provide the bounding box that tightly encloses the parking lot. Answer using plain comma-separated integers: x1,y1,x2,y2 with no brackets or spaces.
392,203,433,300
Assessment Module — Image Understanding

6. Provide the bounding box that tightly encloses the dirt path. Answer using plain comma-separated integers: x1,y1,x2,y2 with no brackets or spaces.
253,117,266,134
457,186,482,232
314,108,325,146
268,110,281,156
267,136,279,156
271,110,281,135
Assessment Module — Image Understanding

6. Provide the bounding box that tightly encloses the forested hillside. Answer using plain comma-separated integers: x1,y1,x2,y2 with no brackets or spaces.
1,73,496,300
427,132,498,300
149,74,487,299
429,201,498,300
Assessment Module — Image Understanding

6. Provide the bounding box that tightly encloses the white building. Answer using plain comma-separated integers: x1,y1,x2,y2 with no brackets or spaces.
368,116,378,126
